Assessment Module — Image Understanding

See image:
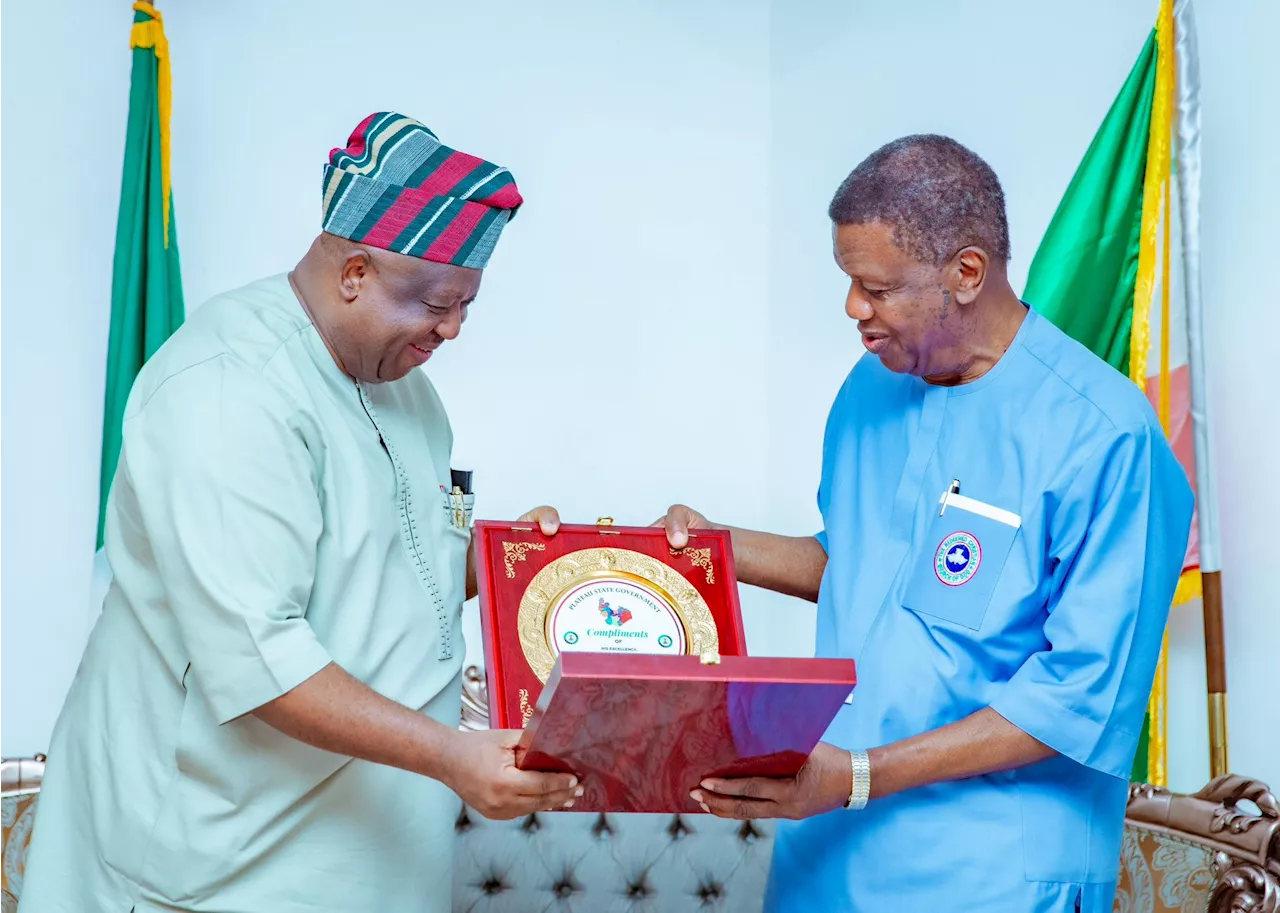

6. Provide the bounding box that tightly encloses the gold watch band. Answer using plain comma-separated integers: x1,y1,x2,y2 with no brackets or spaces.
844,749,871,810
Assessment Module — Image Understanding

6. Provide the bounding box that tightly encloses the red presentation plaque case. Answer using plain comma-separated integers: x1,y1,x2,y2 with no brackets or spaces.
516,653,858,814
474,521,747,730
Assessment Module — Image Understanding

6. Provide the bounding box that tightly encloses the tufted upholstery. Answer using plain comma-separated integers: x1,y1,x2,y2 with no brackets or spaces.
452,807,775,913
454,665,777,911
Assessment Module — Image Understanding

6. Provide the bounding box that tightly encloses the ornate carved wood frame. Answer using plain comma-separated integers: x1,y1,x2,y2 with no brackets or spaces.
1126,777,1280,913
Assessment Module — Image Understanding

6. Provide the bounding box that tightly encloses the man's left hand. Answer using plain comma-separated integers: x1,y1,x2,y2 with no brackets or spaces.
516,505,560,536
467,505,561,600
690,742,850,820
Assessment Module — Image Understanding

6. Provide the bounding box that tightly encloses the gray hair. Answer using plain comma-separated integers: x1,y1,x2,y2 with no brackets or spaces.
828,135,1011,265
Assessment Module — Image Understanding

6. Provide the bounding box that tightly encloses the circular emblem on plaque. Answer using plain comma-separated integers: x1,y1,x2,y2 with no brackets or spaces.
548,577,686,659
517,548,719,682
934,531,981,586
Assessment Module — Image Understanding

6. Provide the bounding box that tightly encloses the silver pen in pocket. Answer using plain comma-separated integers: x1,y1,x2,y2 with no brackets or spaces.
939,479,960,516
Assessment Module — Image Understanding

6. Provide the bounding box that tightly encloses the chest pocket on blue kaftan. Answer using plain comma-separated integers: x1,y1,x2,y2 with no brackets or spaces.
903,491,1021,630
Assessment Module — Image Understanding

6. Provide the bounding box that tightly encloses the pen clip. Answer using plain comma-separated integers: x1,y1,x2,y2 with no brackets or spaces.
451,485,466,528
939,479,960,517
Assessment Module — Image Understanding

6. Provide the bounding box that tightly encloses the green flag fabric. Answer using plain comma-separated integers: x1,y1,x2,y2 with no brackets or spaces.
98,2,185,548
1024,29,1156,378
1022,29,1158,783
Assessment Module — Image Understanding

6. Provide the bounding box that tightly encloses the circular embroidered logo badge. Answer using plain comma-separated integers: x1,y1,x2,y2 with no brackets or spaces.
934,532,981,586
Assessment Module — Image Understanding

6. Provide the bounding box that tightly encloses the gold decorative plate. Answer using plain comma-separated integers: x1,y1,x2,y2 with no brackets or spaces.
518,547,719,682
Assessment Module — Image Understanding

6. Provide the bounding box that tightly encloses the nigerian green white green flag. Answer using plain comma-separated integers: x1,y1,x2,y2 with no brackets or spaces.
1025,0,1223,784
98,1,185,548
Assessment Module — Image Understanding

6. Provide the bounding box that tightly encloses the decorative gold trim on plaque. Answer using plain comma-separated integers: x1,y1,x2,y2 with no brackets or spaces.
502,541,546,579
671,546,715,584
519,688,534,727
517,547,719,682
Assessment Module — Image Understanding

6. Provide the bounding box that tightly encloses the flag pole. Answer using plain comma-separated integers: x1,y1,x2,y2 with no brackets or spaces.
1172,0,1228,777
1132,0,1176,786
1202,572,1228,775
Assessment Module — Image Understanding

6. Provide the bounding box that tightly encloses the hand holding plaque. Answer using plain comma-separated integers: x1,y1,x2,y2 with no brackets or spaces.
472,517,856,813
474,518,747,729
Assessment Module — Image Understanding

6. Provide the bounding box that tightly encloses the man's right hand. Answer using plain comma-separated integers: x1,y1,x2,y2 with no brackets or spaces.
254,664,583,819
650,504,828,602
436,729,582,820
653,503,719,549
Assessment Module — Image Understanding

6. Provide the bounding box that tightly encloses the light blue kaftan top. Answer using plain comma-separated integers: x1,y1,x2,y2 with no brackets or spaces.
766,307,1193,913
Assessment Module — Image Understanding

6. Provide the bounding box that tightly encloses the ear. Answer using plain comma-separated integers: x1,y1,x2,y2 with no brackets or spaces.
949,247,990,306
338,249,374,303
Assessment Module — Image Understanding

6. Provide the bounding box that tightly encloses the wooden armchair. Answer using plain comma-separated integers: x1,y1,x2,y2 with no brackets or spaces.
1,755,44,913
1114,777,1279,913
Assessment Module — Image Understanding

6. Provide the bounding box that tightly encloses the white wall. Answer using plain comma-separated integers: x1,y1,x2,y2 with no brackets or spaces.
1189,0,1280,789
1,1,132,756
2,0,1276,789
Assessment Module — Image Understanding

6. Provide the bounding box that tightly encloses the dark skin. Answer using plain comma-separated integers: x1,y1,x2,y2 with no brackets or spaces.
837,220,1028,384
290,231,479,384
253,235,578,820
659,221,1055,821
288,231,565,600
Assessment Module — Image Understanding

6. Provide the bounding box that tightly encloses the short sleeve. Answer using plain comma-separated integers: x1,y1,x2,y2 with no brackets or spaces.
989,424,1193,779
117,357,333,724
814,369,858,555
814,450,831,552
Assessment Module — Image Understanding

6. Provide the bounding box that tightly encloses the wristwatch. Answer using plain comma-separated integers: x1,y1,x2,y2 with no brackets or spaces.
844,749,871,810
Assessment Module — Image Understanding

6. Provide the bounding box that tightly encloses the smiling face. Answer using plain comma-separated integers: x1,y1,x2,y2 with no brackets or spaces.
834,220,969,378
825,135,1017,382
317,238,482,383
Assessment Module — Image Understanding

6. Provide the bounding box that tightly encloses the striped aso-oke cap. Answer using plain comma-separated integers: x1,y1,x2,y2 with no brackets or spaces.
321,112,522,270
